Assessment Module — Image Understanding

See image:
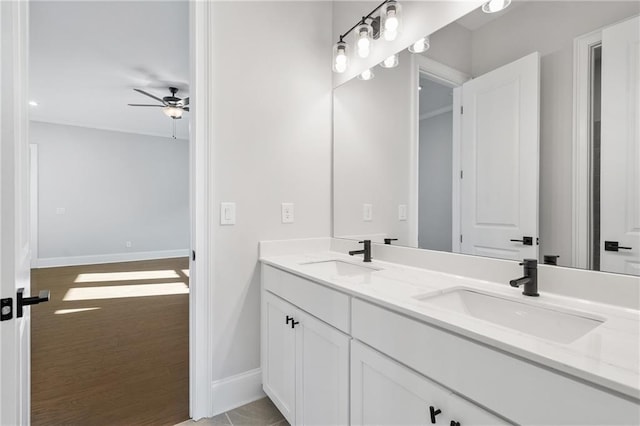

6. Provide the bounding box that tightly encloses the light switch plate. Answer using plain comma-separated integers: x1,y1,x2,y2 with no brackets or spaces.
398,204,407,221
56,207,66,215
281,203,294,223
220,202,236,225
363,204,373,222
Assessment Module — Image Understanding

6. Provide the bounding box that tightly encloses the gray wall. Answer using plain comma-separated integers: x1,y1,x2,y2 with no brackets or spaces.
467,1,640,266
419,112,453,251
334,50,415,246
31,121,189,262
209,1,332,382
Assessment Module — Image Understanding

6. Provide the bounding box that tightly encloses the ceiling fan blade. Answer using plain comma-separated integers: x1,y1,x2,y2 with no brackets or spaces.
133,88,165,104
128,104,164,107
182,97,189,106
183,107,190,112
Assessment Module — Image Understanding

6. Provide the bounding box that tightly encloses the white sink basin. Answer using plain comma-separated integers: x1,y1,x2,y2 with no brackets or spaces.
298,260,381,277
414,288,605,344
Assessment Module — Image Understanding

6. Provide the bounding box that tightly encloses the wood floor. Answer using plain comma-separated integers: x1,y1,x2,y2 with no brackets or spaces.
31,258,190,426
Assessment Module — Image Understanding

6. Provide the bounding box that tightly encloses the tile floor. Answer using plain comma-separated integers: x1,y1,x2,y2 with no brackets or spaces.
177,397,288,426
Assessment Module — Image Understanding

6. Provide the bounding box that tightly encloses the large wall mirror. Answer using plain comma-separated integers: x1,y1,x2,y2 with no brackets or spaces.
333,1,640,276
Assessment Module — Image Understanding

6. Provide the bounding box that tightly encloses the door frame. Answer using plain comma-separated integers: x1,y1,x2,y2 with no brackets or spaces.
572,28,603,270
2,0,215,422
189,0,214,419
414,56,469,252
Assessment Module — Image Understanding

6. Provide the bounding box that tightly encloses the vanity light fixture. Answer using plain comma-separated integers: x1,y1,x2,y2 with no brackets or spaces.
381,0,402,41
355,21,373,58
408,36,430,53
358,68,375,81
482,0,511,13
380,53,399,68
29,101,38,107
332,0,402,74
333,40,349,73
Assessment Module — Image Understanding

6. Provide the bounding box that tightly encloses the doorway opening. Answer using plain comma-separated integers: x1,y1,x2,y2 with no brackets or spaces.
417,75,455,251
28,1,192,424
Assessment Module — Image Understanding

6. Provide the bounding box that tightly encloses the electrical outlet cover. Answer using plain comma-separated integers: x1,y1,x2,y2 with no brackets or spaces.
281,203,294,223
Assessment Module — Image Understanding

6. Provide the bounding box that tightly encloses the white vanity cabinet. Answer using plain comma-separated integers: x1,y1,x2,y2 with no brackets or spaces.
262,267,350,426
351,341,506,426
352,298,640,425
261,262,640,425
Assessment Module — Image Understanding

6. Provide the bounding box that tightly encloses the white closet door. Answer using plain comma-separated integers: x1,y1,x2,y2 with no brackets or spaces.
600,16,640,276
460,52,540,261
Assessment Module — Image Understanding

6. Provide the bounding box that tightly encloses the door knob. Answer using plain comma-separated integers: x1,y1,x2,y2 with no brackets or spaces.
510,236,533,246
604,241,632,252
17,288,49,318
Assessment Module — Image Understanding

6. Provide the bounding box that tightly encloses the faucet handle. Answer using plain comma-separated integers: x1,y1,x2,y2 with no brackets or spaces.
519,258,538,268
358,240,371,245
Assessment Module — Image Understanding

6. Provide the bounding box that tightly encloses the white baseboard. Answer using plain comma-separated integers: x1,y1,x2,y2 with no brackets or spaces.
33,249,190,268
211,368,265,416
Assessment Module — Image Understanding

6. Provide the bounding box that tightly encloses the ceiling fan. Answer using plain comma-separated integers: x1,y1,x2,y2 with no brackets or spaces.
128,87,189,119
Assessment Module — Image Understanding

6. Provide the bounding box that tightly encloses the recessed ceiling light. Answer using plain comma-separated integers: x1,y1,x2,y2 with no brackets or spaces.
29,101,38,107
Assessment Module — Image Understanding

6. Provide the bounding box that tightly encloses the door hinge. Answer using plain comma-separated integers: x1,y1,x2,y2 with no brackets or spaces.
460,234,463,243
460,170,463,179
192,250,196,261
460,106,464,114
1,298,12,321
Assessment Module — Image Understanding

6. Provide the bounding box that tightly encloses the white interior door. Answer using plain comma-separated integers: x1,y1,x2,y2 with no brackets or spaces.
600,16,640,276
1,1,32,424
460,52,540,261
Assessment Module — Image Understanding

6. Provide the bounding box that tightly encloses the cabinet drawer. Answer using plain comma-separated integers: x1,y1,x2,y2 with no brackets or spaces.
352,298,640,425
262,265,350,333
351,341,506,426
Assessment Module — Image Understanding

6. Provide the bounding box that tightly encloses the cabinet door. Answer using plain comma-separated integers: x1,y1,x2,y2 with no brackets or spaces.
351,341,451,425
262,292,296,423
295,309,350,426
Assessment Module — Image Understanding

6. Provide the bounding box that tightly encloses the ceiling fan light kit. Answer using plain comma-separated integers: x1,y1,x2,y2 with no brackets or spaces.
128,86,190,139
163,105,183,119
128,86,189,120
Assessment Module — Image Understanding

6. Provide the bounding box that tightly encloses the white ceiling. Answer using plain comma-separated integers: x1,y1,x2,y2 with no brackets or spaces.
29,1,190,140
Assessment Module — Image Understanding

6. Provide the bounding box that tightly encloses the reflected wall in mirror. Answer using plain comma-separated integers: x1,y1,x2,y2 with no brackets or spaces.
333,1,640,276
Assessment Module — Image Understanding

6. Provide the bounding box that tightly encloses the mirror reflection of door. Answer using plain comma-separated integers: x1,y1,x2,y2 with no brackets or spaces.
600,16,640,276
418,52,540,261
459,52,540,261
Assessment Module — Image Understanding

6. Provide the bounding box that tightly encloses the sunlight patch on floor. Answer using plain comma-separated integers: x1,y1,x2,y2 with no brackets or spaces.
63,282,189,301
181,269,189,277
54,307,101,315
74,270,181,283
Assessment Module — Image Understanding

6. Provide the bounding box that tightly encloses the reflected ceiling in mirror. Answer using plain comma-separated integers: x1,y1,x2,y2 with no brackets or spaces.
333,1,640,276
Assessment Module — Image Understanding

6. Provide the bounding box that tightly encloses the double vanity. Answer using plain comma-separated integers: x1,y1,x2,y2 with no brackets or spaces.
260,238,640,425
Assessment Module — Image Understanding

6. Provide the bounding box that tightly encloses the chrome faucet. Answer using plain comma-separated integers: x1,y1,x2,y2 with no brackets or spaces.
349,240,372,262
510,259,539,297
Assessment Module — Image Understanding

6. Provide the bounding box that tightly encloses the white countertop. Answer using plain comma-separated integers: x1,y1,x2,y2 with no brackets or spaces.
260,250,640,401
